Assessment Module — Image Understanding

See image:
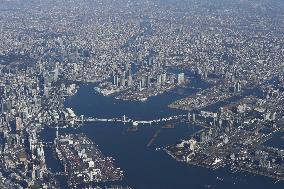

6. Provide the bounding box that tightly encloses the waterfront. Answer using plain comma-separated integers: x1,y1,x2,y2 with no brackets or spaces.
1,1,284,188
265,131,284,150
41,84,284,189
64,84,189,120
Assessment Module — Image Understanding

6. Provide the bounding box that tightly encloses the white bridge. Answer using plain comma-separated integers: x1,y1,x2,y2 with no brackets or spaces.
76,114,187,126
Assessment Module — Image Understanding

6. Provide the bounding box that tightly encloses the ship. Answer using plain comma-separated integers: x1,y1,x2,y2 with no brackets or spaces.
162,124,175,129
93,86,101,93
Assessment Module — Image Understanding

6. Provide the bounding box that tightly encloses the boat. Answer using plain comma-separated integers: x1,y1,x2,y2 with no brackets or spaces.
139,98,148,102
162,124,175,129
127,127,138,132
216,177,224,181
132,121,139,126
93,87,101,93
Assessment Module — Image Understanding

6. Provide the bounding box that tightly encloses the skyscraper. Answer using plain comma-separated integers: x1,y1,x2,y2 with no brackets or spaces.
127,75,133,87
156,75,162,87
15,117,23,131
161,73,167,84
178,73,185,85
120,76,126,87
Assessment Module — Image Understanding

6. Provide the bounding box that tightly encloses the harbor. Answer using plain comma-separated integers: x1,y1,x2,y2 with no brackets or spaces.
54,133,124,188
45,84,284,189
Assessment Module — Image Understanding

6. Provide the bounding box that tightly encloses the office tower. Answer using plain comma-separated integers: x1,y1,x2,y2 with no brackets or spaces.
44,85,49,97
234,81,241,93
125,63,129,72
118,71,126,87
122,71,126,79
156,75,162,87
170,75,175,85
127,75,133,87
192,113,196,122
203,69,208,79
141,76,146,88
146,75,151,88
178,73,185,85
120,76,126,87
53,64,59,82
0,98,4,113
161,73,167,84
15,117,23,131
157,61,161,68
139,80,143,90
129,66,132,76
237,81,241,92
148,57,153,66
113,75,116,85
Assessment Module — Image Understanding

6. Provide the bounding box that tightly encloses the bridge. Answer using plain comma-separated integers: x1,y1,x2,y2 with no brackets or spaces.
76,114,188,126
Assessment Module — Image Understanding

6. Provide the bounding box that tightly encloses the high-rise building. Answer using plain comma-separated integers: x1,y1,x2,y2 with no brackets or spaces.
113,75,120,86
237,81,241,92
127,75,133,87
128,67,132,76
148,57,153,66
125,63,129,71
0,85,4,96
44,85,49,97
141,77,146,88
156,75,162,87
178,73,185,85
139,80,143,91
120,76,126,87
234,81,241,93
203,69,208,79
122,71,126,79
146,76,151,88
15,117,23,131
53,66,59,82
170,75,175,85
0,99,4,113
161,73,167,84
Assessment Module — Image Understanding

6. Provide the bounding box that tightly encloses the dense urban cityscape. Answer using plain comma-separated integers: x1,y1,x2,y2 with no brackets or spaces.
0,0,284,188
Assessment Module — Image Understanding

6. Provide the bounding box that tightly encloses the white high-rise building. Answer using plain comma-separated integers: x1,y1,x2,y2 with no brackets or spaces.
178,73,185,85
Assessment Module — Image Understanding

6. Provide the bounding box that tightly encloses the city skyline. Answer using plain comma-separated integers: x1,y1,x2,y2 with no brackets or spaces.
0,0,284,188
